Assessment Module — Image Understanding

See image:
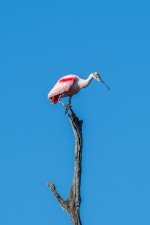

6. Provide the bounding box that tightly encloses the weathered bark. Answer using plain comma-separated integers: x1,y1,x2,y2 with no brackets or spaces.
48,109,83,225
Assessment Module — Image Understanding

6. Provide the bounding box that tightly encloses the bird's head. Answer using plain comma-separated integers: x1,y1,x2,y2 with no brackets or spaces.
92,72,110,90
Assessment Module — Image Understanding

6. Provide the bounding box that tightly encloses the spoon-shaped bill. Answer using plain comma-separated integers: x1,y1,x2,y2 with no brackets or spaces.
101,79,110,91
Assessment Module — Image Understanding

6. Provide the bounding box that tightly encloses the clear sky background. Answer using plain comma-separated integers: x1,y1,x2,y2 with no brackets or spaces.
0,1,150,225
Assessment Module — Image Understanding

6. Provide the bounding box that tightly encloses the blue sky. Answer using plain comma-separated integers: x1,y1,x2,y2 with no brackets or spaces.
0,1,150,225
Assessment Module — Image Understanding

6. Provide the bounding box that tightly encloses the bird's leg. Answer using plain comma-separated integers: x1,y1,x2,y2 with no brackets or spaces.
58,99,69,114
59,99,67,108
59,97,73,115
65,97,73,114
66,97,72,109
68,96,72,106
67,97,75,117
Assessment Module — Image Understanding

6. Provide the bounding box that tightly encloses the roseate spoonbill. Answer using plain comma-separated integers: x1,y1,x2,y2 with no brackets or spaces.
48,72,110,112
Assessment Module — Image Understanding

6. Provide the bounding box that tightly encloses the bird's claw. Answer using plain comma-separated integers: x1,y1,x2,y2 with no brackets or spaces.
65,103,72,114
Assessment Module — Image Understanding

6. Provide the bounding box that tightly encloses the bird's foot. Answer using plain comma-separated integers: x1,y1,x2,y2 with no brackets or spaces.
58,99,74,115
65,103,72,114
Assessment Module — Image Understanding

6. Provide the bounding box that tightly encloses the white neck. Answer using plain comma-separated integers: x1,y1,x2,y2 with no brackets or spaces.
80,74,94,88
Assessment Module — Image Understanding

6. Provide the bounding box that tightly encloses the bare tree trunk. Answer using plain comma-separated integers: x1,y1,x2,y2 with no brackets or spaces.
48,110,83,225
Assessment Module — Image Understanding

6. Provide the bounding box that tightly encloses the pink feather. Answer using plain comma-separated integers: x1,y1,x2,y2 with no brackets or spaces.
48,75,77,104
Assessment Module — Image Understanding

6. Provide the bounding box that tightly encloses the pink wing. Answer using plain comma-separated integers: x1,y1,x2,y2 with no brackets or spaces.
48,75,77,104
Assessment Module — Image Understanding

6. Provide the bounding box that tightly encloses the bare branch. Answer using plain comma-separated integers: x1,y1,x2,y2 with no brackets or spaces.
47,182,68,212
48,109,83,225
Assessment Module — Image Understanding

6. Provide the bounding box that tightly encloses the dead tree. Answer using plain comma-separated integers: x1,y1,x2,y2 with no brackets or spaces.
48,109,83,225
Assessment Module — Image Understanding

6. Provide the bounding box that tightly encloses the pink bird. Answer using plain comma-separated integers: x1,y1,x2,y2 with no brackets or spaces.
48,72,110,111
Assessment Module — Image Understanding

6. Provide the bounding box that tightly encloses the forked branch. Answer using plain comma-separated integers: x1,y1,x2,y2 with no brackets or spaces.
48,109,83,225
